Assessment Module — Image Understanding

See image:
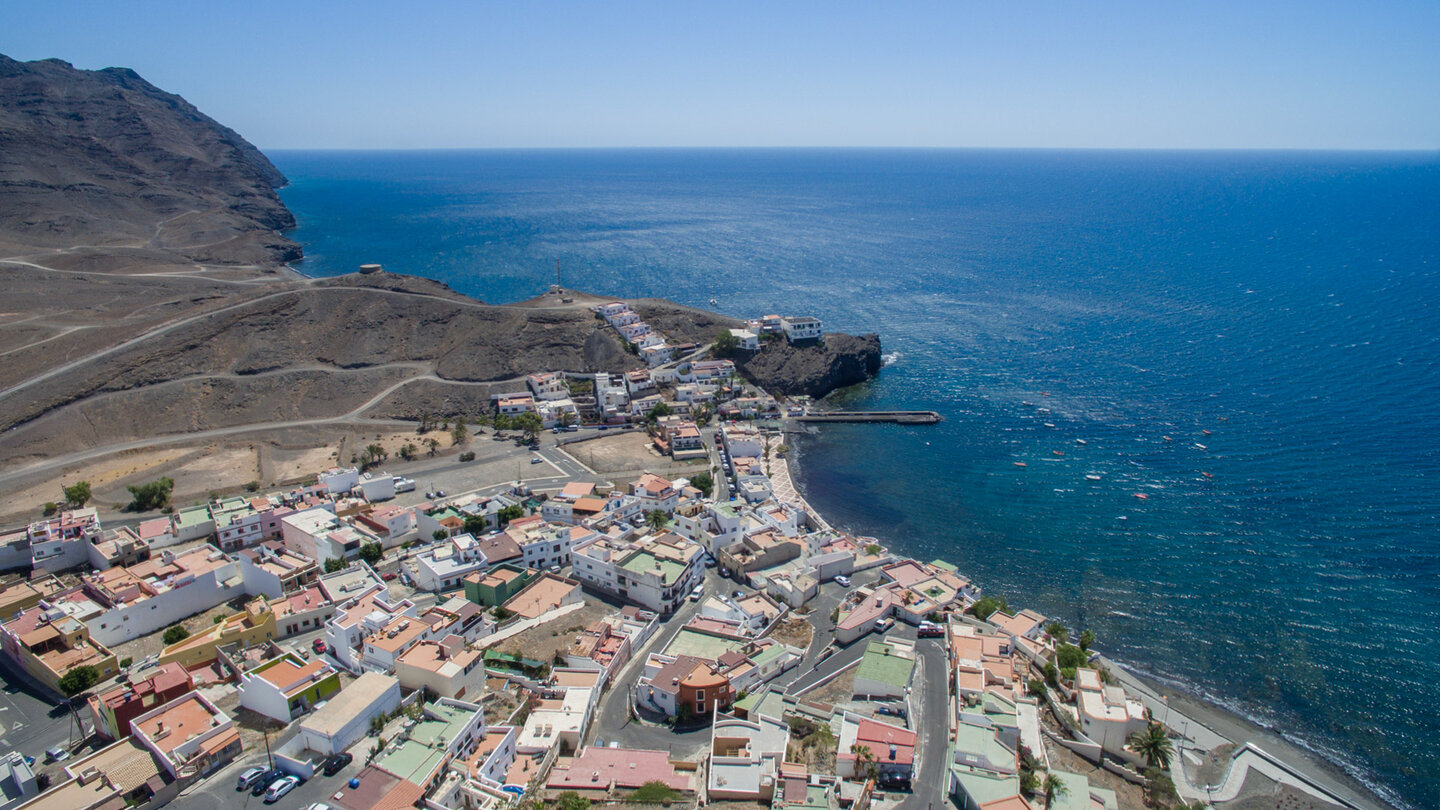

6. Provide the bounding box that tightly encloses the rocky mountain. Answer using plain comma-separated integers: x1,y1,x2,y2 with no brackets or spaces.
734,333,884,398
0,54,298,264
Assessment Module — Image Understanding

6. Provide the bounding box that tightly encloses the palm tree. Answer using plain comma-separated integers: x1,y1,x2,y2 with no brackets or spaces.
1127,722,1174,770
1042,773,1069,807
645,509,669,532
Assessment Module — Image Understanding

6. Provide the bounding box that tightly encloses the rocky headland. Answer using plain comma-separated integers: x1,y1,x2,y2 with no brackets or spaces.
0,54,882,515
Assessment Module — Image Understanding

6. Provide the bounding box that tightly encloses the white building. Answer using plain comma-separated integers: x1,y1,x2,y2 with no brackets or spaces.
296,672,401,756
708,713,790,801
780,316,823,343
318,467,362,496
1075,668,1147,759
237,652,340,723
527,372,569,401
728,329,759,351
82,546,246,647
571,532,704,615
632,473,680,515
323,581,419,674
413,534,489,592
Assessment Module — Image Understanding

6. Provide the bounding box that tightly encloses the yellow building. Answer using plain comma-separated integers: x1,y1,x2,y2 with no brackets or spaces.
157,598,277,669
0,603,118,695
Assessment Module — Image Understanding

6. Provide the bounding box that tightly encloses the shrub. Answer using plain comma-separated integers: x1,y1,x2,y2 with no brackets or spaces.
557,792,591,810
62,481,92,507
325,557,348,573
42,502,58,517
629,781,682,803
58,664,99,696
459,451,476,462
971,595,1010,621
119,657,133,668
162,625,190,645
126,477,174,512
214,615,225,624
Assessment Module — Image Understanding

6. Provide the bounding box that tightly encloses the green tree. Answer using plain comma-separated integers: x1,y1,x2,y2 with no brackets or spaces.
645,402,673,424
1043,773,1069,806
398,443,418,461
1028,678,1048,699
126,477,174,512
629,781,682,803
1079,629,1096,652
691,471,714,498
426,437,441,457
324,557,348,573
496,504,524,528
514,412,543,441
493,414,513,432
712,329,740,358
452,421,469,446
1128,722,1175,770
970,594,1010,621
58,664,99,697
556,792,591,810
161,625,190,645
358,542,384,565
360,444,388,470
645,509,669,531
62,481,92,507
1046,622,1070,645
42,502,58,517
1020,769,1041,796
432,529,449,541
462,514,488,536
558,411,575,428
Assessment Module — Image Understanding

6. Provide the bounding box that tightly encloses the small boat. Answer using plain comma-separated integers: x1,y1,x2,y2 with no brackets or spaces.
1038,407,1052,414
1162,435,1173,442
1085,474,1102,481
1203,429,1213,436
1075,439,1087,445
1194,443,1208,450
1052,450,1065,457
1014,462,1027,468
1202,472,1214,478
1021,401,1035,407
1043,422,1056,428
1133,493,1149,500
709,298,719,305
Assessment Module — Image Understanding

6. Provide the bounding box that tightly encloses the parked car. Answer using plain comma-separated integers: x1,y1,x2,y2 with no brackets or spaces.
321,752,353,776
876,703,908,719
265,775,300,803
833,575,851,587
731,590,745,599
435,490,446,497
236,766,268,791
304,804,333,810
689,585,705,602
251,770,283,796
530,456,543,464
43,746,68,763
312,637,327,654
917,621,944,638
382,571,399,581
874,617,895,632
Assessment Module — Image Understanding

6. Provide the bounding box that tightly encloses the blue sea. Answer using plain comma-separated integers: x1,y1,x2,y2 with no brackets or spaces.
273,149,1440,809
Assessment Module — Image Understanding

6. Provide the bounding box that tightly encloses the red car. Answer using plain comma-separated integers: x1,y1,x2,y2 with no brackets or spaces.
312,638,327,654
382,572,398,582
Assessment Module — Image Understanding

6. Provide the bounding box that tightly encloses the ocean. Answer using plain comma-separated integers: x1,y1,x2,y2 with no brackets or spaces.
273,148,1440,809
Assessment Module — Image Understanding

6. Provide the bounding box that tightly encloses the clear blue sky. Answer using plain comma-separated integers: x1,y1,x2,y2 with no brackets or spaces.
6,0,1439,150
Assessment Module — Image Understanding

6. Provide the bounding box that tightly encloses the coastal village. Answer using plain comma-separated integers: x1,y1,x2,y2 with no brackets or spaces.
0,301,1360,810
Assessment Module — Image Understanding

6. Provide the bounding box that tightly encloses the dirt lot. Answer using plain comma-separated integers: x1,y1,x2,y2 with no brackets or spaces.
0,446,195,521
108,594,254,663
785,716,838,775
768,616,814,651
490,598,617,663
806,663,859,707
560,431,707,479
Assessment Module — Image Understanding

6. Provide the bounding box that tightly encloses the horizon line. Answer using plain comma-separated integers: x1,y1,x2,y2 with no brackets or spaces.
261,144,1440,155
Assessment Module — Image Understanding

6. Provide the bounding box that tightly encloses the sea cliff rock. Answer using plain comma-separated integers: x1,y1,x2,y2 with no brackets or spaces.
734,333,883,399
0,54,299,264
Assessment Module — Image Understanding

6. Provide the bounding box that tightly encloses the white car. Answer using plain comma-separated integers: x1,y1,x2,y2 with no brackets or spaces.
264,776,300,803
874,617,895,632
689,585,705,602
833,575,851,587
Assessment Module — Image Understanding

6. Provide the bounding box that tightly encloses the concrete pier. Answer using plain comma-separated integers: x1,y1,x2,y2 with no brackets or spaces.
792,410,942,424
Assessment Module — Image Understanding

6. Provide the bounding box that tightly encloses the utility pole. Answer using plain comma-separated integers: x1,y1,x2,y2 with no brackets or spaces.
556,258,562,289
263,725,273,768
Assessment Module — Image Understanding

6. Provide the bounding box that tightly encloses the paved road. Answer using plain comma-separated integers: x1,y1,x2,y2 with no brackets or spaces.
896,639,951,810
0,654,90,760
585,567,733,757
183,743,367,810
780,567,883,694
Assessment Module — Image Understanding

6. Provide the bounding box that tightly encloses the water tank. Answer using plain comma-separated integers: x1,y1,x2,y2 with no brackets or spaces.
359,264,383,274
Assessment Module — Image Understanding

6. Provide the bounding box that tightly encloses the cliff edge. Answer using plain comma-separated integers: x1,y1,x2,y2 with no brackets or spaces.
734,333,883,398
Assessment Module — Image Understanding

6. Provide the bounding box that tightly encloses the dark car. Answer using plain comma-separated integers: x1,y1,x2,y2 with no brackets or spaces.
322,752,353,776
251,770,284,797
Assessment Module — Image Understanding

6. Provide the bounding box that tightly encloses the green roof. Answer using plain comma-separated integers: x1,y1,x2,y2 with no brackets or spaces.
749,643,791,670
854,641,914,690
663,627,744,660
619,549,686,584
1048,771,1117,810
752,691,790,723
929,559,958,573
375,740,445,785
734,690,762,713
786,785,831,810
952,720,1016,771
175,506,211,528
950,757,1021,806
981,692,1019,726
